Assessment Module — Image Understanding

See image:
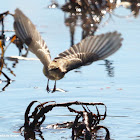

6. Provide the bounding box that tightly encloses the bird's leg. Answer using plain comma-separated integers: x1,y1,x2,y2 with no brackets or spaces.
52,80,56,93
46,79,50,93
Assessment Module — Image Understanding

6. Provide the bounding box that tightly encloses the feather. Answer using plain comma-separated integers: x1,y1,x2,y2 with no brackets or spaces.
56,32,123,72
14,8,51,67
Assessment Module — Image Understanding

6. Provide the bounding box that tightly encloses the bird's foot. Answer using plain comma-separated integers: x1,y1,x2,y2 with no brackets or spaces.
46,85,50,93
46,79,50,93
51,87,56,93
51,81,56,93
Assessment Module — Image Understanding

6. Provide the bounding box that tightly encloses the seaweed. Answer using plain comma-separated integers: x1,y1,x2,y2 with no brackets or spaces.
20,101,110,140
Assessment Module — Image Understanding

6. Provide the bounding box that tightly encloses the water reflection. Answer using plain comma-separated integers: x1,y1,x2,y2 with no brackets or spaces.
0,39,16,91
99,59,114,77
0,70,12,91
56,0,140,79
48,0,59,9
0,11,29,91
0,11,10,46
0,56,16,91
0,57,17,91
62,0,107,45
60,0,140,45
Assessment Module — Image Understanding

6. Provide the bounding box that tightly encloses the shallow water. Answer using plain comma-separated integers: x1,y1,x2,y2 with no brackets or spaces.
0,0,140,140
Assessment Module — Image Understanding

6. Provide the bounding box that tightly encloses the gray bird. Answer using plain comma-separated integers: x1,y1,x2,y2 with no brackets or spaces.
14,8,123,92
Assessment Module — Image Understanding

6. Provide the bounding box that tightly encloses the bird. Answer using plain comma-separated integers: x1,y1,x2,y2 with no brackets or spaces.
13,8,123,93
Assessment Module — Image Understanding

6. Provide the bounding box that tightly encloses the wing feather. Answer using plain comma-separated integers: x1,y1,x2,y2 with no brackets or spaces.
14,8,51,67
55,32,123,72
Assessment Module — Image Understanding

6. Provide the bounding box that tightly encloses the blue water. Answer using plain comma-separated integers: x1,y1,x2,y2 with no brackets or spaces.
0,0,140,139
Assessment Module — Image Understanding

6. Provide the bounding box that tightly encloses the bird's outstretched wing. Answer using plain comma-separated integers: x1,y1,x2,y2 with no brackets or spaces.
14,8,51,67
55,32,123,72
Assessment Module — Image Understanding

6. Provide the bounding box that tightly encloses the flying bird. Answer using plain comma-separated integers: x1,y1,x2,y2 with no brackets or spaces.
14,8,123,92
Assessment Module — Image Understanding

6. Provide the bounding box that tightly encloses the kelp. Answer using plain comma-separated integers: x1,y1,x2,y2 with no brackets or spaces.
20,101,110,140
